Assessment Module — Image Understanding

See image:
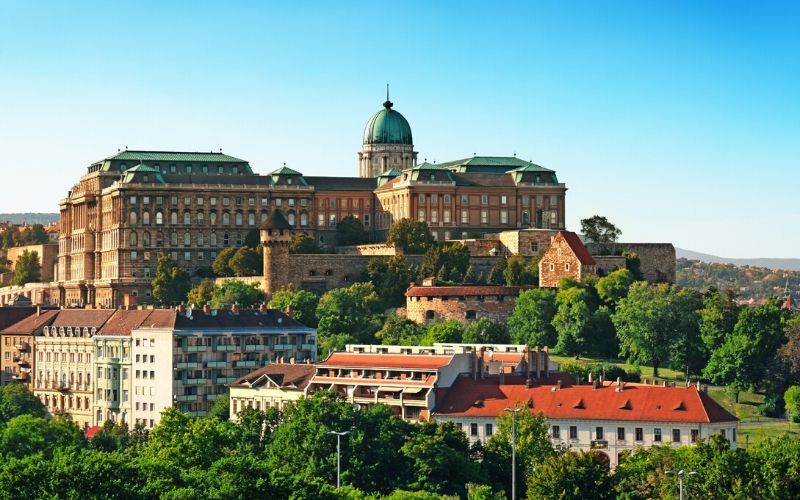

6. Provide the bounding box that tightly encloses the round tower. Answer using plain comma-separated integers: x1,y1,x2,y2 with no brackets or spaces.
260,209,294,297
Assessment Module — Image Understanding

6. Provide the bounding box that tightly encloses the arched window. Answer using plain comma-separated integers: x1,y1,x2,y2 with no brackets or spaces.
222,212,230,225
197,233,204,246
223,232,229,245
156,232,164,247
247,212,255,226
130,231,138,247
155,211,163,225
170,212,178,225
300,212,308,226
287,212,296,226
522,210,530,225
142,211,150,225
171,232,178,246
183,211,191,225
197,211,204,225
142,231,151,246
210,232,217,246
129,211,137,225
210,211,217,225
261,211,269,223
184,233,191,246
235,212,243,226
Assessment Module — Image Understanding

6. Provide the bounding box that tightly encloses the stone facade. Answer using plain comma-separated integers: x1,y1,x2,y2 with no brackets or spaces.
405,281,522,324
585,242,676,283
539,231,597,288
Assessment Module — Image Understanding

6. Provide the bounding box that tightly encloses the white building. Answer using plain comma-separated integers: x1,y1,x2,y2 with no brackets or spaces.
433,376,738,468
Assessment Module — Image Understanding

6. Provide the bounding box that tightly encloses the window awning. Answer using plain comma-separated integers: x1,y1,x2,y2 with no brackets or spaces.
377,386,403,393
402,387,426,394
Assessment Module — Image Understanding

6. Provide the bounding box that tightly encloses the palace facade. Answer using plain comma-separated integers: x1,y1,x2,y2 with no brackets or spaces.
56,98,567,307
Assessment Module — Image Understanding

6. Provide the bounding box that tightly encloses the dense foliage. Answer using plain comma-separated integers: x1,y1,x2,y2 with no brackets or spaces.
677,257,800,301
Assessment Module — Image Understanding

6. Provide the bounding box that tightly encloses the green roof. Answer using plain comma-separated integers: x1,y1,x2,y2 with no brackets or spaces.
104,150,248,163
120,164,166,184
363,101,413,145
436,156,553,174
269,166,303,176
378,167,402,177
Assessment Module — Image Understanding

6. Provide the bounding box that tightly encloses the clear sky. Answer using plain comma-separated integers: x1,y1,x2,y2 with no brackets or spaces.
0,1,797,258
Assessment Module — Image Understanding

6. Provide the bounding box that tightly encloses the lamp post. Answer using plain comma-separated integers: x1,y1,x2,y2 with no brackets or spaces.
504,406,523,500
666,469,698,500
328,430,350,488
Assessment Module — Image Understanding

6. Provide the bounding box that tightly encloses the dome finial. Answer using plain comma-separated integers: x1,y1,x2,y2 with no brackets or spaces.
383,83,393,109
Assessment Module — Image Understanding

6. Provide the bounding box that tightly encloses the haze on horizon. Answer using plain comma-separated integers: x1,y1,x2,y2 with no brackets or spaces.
0,1,797,258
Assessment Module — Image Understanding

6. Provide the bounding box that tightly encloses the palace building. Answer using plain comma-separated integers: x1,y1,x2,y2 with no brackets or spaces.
55,97,567,307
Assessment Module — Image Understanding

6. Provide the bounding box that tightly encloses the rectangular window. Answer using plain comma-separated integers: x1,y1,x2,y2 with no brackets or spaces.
461,209,469,224
617,427,625,441
318,214,325,227
443,194,450,204
569,426,578,439
485,423,493,437
130,196,137,204
443,209,451,224
480,209,488,224
672,429,680,443
654,428,662,442
143,196,150,204
210,197,217,206
184,196,191,205
501,195,507,205
418,209,425,223
470,423,478,436
500,209,508,224
732,428,736,442
595,427,604,440
418,194,425,204
431,194,438,204
552,425,561,439
522,195,529,205
223,197,230,206
550,195,558,207
480,194,488,205
635,427,643,441
461,195,469,205
431,210,438,223
197,197,204,205
248,197,255,206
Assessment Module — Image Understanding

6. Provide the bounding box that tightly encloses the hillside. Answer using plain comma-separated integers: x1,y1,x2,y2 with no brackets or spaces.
676,247,800,271
676,257,800,301
0,213,59,225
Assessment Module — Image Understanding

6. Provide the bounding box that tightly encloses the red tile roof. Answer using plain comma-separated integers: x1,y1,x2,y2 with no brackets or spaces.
559,231,596,265
51,309,116,328
84,425,103,439
406,285,522,298
230,363,315,389
96,310,160,336
319,352,455,370
783,294,797,311
0,307,38,330
435,376,737,423
2,309,59,334
135,309,177,329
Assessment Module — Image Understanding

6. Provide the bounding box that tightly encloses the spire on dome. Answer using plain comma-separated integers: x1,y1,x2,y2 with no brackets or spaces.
383,83,393,109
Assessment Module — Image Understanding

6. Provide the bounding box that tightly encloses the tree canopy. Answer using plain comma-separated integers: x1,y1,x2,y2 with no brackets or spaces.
268,286,320,327
580,215,622,244
151,254,191,305
387,219,434,254
11,249,41,286
210,279,263,308
336,215,369,246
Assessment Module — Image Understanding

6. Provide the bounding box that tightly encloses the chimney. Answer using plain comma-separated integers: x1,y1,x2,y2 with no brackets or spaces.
177,303,186,314
592,379,600,389
499,371,505,385
232,303,240,315
616,378,624,392
526,377,533,388
36,305,42,317
588,372,593,383
617,376,622,386
557,380,562,390
290,357,295,364
478,347,485,380
576,375,581,385
203,304,211,314
526,348,532,381
662,380,667,387
285,303,294,318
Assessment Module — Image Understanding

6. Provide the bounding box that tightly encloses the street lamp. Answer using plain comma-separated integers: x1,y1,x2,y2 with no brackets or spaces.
504,406,523,500
666,469,698,500
328,430,350,489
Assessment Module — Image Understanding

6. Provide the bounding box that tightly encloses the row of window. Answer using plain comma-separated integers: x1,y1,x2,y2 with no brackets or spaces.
316,213,371,228
121,163,245,176
130,194,312,208
38,351,93,363
413,194,559,207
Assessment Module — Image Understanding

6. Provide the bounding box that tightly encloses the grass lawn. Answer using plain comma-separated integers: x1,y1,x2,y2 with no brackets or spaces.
739,422,799,448
549,354,685,382
705,387,781,423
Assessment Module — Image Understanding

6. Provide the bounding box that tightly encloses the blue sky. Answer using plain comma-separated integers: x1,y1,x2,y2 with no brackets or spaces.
1,1,797,257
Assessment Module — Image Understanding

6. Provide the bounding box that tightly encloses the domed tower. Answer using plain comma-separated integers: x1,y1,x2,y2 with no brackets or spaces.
260,209,294,297
359,90,417,177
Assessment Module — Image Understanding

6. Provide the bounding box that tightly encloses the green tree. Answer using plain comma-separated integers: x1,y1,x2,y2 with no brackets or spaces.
363,255,415,309
700,288,740,354
580,215,621,243
336,215,368,246
526,451,613,500
289,232,323,254
0,414,85,457
463,265,477,283
463,318,510,344
421,320,464,345
20,224,48,244
316,282,382,344
487,256,508,285
208,395,231,421
508,288,558,348
229,246,262,276
187,279,216,307
244,228,261,248
552,287,593,355
595,268,635,307
11,249,41,285
268,285,320,327
387,218,434,254
211,279,262,308
669,287,706,377
212,247,238,276
151,254,191,305
503,255,538,286
0,383,46,423
784,386,800,422
377,312,426,346
422,243,470,278
586,306,619,358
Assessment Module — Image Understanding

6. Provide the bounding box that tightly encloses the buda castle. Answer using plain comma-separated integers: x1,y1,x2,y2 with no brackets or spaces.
55,97,567,308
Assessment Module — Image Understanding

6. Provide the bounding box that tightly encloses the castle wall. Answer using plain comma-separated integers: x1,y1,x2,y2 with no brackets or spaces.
593,255,628,276
405,294,517,324
585,243,676,283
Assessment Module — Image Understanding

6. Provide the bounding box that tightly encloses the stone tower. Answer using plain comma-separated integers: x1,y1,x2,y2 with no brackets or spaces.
358,94,417,177
261,209,294,297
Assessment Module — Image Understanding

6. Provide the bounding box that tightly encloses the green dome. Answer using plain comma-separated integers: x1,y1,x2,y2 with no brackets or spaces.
363,100,413,145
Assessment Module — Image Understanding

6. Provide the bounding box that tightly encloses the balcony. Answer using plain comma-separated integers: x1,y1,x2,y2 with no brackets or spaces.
300,343,316,351
234,360,257,368
185,378,207,385
186,345,209,353
206,393,222,401
206,360,228,368
215,344,237,352
244,344,266,352
14,342,29,351
177,362,200,369
215,376,236,384
175,394,198,402
273,344,294,351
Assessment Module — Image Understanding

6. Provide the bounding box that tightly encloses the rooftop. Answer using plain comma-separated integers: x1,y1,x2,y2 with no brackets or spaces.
230,363,315,389
318,352,455,370
406,285,523,298
556,231,597,266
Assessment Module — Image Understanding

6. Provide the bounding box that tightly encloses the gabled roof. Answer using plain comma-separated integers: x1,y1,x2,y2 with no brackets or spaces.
2,309,59,334
173,309,307,330
556,231,596,265
783,294,798,311
437,156,549,174
318,352,455,370
229,363,315,389
121,164,166,184
51,309,116,329
434,377,738,424
269,166,303,176
0,307,38,331
96,310,162,336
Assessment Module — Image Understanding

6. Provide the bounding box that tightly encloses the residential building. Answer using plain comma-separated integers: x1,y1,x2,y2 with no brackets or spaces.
539,231,597,288
434,377,738,469
0,307,52,386
129,306,316,428
229,362,315,420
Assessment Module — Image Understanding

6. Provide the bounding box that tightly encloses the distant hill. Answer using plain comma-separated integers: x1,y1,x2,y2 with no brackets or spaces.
677,257,799,301
676,248,800,272
0,213,59,225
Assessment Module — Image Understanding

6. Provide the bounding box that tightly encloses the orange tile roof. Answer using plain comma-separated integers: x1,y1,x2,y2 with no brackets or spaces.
319,352,454,370
96,310,159,336
559,231,596,265
230,363,315,389
311,375,437,388
435,376,737,423
51,309,116,328
2,309,59,333
406,285,523,297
